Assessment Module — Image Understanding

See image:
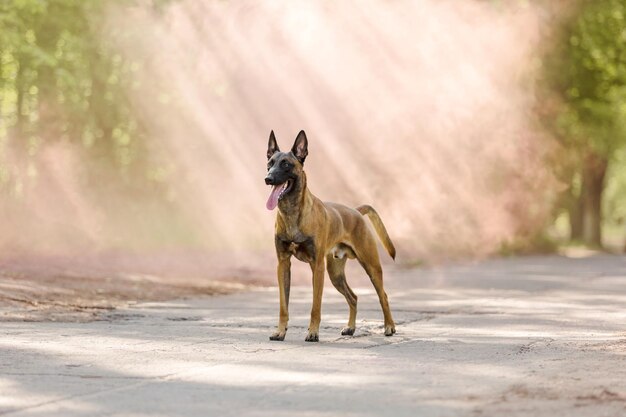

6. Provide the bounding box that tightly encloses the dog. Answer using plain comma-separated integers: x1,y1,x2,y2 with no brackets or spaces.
264,130,396,342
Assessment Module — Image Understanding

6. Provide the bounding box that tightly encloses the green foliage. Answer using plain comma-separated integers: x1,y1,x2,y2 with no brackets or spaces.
0,0,147,180
540,0,626,246
604,147,626,222
0,0,195,248
498,233,559,257
555,0,626,157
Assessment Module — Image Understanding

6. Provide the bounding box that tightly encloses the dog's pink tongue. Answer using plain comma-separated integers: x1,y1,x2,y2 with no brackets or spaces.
266,185,282,210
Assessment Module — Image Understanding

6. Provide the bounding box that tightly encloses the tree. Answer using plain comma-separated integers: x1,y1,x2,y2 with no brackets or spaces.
0,0,156,189
543,0,626,247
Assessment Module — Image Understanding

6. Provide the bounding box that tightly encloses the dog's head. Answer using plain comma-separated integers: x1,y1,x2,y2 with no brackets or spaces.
265,130,308,211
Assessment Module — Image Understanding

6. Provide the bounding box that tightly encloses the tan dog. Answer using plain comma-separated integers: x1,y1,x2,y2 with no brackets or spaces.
265,130,396,342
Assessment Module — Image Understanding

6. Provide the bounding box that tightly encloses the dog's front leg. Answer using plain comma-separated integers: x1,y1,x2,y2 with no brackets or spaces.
305,258,325,342
270,257,291,341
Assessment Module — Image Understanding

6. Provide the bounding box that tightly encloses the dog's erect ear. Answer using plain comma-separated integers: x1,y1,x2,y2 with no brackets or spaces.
267,130,280,160
291,130,308,163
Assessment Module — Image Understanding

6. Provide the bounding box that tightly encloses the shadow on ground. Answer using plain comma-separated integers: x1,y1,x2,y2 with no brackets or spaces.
1,255,625,416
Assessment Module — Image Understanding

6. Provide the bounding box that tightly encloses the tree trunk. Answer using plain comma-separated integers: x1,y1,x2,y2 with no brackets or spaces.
568,191,584,241
580,152,607,248
14,58,25,138
37,65,60,141
35,15,62,143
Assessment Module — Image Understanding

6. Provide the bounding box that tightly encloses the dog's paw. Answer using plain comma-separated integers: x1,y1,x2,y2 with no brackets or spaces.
269,331,286,341
341,327,355,336
384,324,396,337
305,331,319,342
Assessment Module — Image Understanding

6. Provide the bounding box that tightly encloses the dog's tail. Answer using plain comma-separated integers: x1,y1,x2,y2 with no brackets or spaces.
356,205,396,260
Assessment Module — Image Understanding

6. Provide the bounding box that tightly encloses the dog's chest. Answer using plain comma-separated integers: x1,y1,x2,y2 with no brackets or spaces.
276,234,316,263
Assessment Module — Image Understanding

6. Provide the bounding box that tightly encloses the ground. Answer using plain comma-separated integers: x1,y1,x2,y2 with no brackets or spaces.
1,255,625,416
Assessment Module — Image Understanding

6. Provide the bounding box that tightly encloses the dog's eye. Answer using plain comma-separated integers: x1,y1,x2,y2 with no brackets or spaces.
281,161,290,169
267,161,274,169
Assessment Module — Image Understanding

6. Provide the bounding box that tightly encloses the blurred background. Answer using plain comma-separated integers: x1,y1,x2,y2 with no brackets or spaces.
0,0,625,284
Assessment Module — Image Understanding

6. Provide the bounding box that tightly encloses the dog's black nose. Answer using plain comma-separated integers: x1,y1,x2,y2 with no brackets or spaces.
265,176,274,185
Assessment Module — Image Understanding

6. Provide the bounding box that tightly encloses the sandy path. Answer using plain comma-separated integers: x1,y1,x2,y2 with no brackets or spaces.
1,255,625,416
0,256,247,322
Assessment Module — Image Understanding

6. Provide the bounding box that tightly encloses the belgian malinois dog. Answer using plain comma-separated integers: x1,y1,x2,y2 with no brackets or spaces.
265,130,396,342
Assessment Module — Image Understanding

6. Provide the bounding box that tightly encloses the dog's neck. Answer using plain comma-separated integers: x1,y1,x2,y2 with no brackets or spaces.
277,171,312,232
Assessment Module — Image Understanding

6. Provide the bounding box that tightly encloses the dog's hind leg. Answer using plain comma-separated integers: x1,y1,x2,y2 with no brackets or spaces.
353,232,396,336
326,254,357,335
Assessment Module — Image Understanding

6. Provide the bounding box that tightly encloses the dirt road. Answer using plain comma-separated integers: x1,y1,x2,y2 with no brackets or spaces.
1,255,625,416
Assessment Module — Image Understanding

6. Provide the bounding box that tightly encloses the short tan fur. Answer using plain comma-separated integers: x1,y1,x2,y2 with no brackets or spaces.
265,130,396,342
